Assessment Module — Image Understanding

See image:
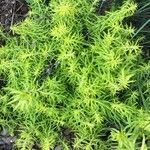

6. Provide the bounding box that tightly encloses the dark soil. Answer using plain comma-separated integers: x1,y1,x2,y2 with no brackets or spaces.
0,75,7,90
65,82,76,95
37,57,60,84
0,137,16,150
96,0,114,15
55,102,65,109
43,0,51,6
99,120,120,141
0,128,16,150
0,39,6,47
32,142,41,150
123,0,150,60
82,26,90,41
60,126,75,149
0,0,29,32
124,16,150,60
116,89,127,100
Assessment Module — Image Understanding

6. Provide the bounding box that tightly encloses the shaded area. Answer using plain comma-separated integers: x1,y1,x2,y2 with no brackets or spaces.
60,126,75,149
0,75,7,90
82,26,90,41
53,126,75,150
124,0,150,60
43,0,51,6
32,142,41,150
99,120,120,141
0,39,6,47
95,0,114,15
37,57,60,84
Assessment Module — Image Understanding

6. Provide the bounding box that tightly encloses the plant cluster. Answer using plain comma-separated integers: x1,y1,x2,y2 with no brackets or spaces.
0,0,150,149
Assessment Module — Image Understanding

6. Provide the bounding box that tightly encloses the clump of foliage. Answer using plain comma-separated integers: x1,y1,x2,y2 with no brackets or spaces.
0,0,150,149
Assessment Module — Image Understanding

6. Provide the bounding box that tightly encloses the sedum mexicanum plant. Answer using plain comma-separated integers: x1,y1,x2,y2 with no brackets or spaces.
0,0,150,149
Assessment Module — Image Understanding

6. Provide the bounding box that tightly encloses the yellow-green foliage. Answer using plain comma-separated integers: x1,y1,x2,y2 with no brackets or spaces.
0,0,150,149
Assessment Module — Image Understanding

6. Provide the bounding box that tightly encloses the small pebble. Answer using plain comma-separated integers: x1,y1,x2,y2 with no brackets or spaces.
0,128,8,136
54,145,63,150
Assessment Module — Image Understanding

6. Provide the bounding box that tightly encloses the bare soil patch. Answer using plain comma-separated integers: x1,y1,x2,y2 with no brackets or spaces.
0,0,29,32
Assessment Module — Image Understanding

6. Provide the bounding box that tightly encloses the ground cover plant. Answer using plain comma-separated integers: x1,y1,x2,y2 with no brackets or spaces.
0,0,150,149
